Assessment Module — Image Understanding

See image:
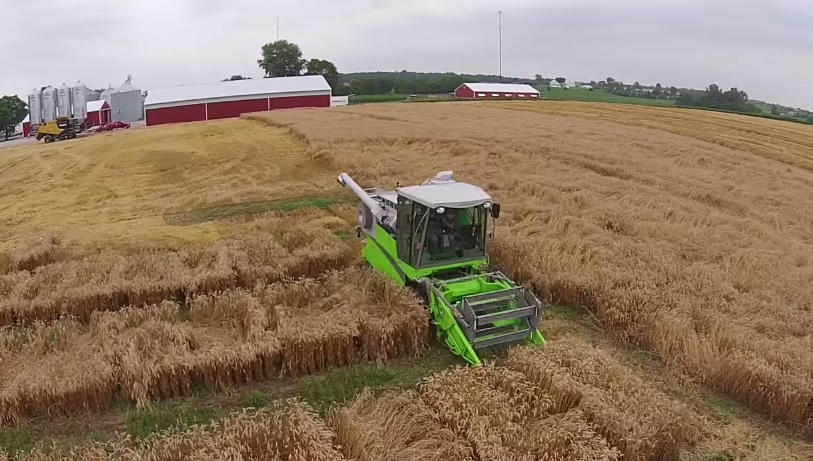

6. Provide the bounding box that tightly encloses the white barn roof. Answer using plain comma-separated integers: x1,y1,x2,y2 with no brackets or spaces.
144,75,331,108
87,100,107,112
462,83,540,94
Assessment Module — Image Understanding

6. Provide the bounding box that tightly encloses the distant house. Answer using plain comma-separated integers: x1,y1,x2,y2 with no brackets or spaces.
454,83,540,100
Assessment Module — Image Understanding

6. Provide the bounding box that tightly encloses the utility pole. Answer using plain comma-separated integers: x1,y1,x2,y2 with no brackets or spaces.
498,11,503,82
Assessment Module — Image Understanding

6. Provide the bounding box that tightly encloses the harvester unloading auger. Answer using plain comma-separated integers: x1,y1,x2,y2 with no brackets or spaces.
338,171,545,366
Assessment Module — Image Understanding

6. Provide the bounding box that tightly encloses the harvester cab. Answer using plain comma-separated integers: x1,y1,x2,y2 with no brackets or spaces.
338,171,545,366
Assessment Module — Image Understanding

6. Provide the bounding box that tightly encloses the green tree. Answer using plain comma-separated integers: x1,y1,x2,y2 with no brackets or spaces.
0,95,27,141
305,58,340,90
771,104,781,116
554,77,566,88
668,86,678,97
258,40,306,77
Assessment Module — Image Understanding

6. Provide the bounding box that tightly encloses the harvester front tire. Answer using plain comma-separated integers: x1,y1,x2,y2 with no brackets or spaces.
358,203,374,230
43,135,54,144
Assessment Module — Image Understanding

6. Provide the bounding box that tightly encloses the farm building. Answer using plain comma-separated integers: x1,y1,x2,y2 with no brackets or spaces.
454,83,540,100
21,100,112,137
143,75,332,127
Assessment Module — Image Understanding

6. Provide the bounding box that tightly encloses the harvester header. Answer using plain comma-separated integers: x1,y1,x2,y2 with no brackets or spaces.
338,170,545,365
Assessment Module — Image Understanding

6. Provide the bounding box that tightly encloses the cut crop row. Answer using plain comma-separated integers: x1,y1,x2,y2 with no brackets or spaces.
0,210,355,327
0,269,427,425
4,339,706,461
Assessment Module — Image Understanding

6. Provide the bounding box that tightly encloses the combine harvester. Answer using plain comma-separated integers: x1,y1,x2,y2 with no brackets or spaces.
338,171,545,365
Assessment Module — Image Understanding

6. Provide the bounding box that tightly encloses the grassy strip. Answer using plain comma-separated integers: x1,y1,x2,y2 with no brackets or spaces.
540,87,676,106
166,195,353,225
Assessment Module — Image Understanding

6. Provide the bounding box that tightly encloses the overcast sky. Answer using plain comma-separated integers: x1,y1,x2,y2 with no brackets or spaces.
2,0,811,108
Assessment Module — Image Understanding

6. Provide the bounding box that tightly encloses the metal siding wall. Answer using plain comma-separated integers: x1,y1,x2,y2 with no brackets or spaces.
271,95,330,110
111,90,145,122
207,98,269,120
145,104,207,126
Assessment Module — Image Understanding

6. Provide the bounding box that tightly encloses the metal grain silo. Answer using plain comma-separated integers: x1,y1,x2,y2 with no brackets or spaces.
57,83,73,117
41,86,57,122
110,75,144,122
28,89,43,125
71,81,88,121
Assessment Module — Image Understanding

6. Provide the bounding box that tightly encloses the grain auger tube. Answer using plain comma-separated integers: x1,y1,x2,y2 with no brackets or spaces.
337,171,545,366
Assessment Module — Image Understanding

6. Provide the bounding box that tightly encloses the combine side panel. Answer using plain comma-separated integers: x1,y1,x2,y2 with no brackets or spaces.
361,226,406,286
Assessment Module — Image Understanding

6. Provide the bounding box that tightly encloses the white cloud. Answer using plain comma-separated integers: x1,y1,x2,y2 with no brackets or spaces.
0,0,811,108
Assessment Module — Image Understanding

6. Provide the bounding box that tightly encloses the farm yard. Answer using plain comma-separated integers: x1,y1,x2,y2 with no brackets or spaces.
0,101,812,460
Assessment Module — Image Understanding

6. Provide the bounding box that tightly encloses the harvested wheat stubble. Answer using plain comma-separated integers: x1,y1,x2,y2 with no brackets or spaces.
17,402,344,461
0,210,355,327
258,102,813,433
507,339,704,461
420,364,620,461
0,269,427,424
329,389,475,461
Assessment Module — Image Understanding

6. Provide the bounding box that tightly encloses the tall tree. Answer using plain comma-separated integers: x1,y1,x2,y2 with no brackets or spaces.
0,95,27,141
305,58,340,89
555,77,566,88
258,40,306,77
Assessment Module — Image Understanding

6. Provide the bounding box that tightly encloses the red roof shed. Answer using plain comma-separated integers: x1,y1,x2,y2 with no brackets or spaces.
143,75,332,127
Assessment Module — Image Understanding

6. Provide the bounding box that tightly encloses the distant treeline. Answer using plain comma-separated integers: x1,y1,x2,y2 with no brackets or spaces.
336,71,548,96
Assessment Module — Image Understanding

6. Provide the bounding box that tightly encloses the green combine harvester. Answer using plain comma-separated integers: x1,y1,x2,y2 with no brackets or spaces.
338,171,545,366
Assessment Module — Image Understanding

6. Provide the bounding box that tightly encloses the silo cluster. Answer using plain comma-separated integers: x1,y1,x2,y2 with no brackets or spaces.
28,81,89,126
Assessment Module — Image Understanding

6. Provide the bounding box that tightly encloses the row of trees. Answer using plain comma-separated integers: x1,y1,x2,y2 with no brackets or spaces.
0,95,27,141
676,84,758,113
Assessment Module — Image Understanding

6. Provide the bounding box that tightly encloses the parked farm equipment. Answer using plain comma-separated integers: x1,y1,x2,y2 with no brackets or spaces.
338,171,545,365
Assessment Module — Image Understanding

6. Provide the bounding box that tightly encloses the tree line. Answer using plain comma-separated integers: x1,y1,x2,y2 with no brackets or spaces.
675,84,757,113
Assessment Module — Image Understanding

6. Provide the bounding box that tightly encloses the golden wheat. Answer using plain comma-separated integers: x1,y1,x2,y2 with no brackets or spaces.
0,211,355,327
329,389,474,461
507,339,704,461
418,364,621,461
255,102,813,433
0,269,426,423
17,402,343,461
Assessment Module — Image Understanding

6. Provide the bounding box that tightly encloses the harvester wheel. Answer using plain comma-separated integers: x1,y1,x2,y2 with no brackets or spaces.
357,203,374,230
43,135,55,143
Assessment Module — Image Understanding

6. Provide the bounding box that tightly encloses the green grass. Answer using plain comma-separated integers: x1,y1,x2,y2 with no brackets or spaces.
298,349,455,414
541,87,676,106
350,94,410,104
0,426,34,456
124,401,216,439
167,195,352,225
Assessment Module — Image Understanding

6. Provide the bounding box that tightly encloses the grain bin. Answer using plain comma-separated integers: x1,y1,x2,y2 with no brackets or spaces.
71,81,89,121
110,75,144,122
41,86,57,122
28,89,43,125
57,83,73,117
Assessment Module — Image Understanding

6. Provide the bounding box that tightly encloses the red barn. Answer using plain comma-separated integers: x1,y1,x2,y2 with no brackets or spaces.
143,75,332,127
22,100,113,137
454,83,540,100
86,100,112,126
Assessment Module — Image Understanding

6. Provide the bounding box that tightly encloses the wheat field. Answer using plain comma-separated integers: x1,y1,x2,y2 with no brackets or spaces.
1,101,812,458
254,102,813,433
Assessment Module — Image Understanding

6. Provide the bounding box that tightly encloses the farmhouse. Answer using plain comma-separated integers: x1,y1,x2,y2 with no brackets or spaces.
21,100,112,137
143,75,332,126
454,83,540,100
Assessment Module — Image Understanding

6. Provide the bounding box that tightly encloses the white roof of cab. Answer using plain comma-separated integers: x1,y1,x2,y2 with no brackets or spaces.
398,182,492,208
144,75,331,107
461,82,540,94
